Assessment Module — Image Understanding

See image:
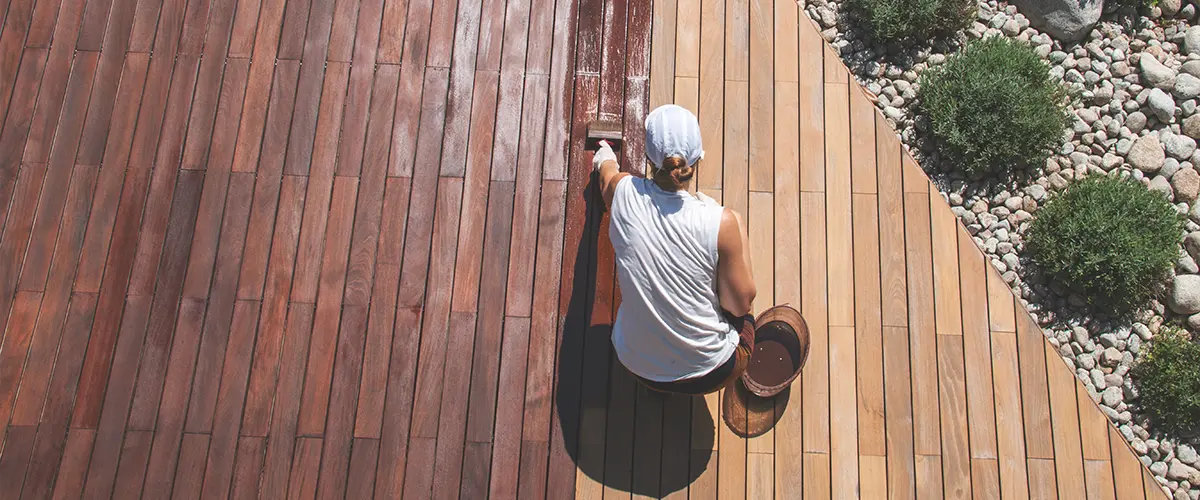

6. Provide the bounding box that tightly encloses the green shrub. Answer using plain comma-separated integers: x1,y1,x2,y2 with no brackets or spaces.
1132,327,1200,434
918,37,1072,178
844,0,975,43
1026,176,1183,314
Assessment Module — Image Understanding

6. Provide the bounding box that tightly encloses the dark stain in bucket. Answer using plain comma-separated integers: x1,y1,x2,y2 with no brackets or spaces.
747,322,802,388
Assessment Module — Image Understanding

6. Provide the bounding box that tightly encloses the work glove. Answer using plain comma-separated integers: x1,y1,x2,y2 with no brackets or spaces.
593,141,618,171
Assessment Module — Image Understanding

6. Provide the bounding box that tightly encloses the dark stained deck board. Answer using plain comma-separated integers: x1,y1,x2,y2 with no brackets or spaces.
0,0,1172,498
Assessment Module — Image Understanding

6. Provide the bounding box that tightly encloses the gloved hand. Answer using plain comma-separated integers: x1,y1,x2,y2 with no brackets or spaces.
593,140,618,171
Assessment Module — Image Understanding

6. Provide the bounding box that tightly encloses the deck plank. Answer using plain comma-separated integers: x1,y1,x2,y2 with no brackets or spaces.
1046,342,1087,500
876,116,906,328
992,332,1030,499
1111,427,1146,500
826,80,853,328
798,15,824,192
931,191,962,336
904,192,940,457
1078,380,1113,462
314,304,369,499
854,193,885,457
696,0,723,190
1017,309,1055,460
801,192,829,455
830,325,859,497
884,325,916,500
939,336,972,500
960,229,998,460
1028,458,1059,500
1086,460,1117,500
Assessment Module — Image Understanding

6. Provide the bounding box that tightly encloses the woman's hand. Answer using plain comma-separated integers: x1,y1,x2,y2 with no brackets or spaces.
593,140,618,171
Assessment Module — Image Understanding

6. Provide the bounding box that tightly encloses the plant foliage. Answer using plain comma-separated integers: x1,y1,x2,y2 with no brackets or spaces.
1026,176,1183,314
1132,327,1200,434
918,37,1072,178
844,0,975,43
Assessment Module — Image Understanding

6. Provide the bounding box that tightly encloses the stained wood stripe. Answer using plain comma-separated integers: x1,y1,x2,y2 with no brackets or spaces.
197,301,262,498
18,297,97,498
314,305,368,499
240,175,307,435
10,167,97,426
79,295,151,497
258,304,316,496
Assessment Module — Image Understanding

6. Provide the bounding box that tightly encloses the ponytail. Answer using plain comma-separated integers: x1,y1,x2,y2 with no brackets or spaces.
658,155,695,188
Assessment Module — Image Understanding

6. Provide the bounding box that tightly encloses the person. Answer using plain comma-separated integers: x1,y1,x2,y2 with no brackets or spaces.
592,104,757,395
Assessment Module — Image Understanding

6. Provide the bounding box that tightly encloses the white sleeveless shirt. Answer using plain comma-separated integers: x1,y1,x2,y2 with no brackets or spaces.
608,176,738,382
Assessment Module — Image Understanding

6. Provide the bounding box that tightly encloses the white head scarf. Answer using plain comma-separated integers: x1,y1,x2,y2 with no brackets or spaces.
644,104,704,169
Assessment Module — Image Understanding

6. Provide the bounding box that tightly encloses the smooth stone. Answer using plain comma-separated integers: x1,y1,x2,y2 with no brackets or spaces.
1151,175,1176,200
1187,26,1200,56
1178,251,1199,273
1185,232,1200,260
1073,326,1090,345
1165,158,1183,178
1078,352,1097,370
1149,88,1178,122
1184,60,1200,78
1009,0,1101,42
1169,274,1200,314
1143,54,1180,90
1102,347,1124,367
1102,386,1123,406
1179,445,1199,466
1104,373,1124,387
1178,73,1200,99
1173,167,1200,202
1130,134,1167,172
1167,459,1199,481
1166,134,1199,159
1184,114,1200,139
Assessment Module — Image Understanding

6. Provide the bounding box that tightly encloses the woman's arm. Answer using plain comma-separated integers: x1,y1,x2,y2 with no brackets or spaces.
593,141,629,210
716,208,756,316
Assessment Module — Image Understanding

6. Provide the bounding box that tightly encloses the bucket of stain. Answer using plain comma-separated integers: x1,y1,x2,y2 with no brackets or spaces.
741,305,808,398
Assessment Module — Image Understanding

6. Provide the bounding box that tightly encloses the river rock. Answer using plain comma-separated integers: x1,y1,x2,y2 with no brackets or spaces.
1178,73,1200,99
1144,54,1180,90
1149,88,1178,122
1169,274,1200,314
1130,135,1167,172
1166,134,1198,159
1184,114,1200,139
1173,167,1200,202
1009,0,1102,42
1151,175,1175,200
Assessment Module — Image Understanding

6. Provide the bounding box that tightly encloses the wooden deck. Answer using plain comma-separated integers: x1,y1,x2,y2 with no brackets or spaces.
0,0,1174,494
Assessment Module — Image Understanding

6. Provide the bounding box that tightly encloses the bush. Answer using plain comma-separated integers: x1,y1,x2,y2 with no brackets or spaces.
1132,327,1200,434
844,0,975,43
1026,176,1183,314
918,37,1072,178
